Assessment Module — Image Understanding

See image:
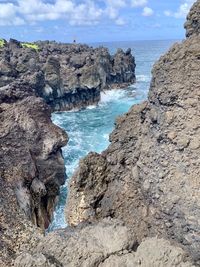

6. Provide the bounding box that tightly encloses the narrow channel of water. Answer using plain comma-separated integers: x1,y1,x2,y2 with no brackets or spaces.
49,40,175,230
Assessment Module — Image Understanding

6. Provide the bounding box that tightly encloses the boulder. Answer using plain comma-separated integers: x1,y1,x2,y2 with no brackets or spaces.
14,219,194,267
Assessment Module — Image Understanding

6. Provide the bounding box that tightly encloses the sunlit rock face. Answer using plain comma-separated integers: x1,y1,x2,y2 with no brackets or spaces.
14,219,194,267
66,0,200,264
185,0,200,37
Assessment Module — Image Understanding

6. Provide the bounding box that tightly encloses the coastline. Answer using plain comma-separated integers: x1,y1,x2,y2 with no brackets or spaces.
1,1,200,266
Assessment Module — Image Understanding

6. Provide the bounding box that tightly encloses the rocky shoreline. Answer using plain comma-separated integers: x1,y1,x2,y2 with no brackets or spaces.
0,39,135,265
0,39,136,111
1,0,200,266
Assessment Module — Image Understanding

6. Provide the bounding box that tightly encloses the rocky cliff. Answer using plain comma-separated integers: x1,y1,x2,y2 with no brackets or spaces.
12,1,200,267
0,37,135,266
0,71,68,265
0,40,136,111
3,1,200,266
64,0,200,265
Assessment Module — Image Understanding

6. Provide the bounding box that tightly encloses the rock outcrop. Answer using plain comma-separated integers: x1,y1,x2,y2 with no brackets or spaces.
15,219,194,267
0,40,136,111
3,1,200,266
66,0,200,265
0,31,135,267
0,74,68,265
185,0,200,37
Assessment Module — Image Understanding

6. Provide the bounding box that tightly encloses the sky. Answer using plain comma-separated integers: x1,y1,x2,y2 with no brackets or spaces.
0,0,197,43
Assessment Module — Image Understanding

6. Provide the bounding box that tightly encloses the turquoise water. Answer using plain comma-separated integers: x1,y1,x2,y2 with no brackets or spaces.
49,39,177,230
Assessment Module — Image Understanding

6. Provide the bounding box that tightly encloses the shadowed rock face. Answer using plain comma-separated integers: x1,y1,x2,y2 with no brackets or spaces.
66,0,200,264
0,40,136,111
0,80,68,265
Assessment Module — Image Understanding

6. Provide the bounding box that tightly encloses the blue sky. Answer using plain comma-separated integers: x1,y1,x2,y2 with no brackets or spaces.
0,0,196,43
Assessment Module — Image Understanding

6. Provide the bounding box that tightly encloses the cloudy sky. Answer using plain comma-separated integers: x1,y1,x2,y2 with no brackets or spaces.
0,0,196,43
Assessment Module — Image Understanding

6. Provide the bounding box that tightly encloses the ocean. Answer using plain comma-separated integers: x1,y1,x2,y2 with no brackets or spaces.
49,39,177,231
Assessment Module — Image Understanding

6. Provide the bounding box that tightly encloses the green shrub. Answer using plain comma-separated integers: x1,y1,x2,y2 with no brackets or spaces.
21,42,39,51
0,39,6,48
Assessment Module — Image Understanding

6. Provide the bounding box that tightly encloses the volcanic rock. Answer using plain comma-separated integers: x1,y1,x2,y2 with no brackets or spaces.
66,0,200,264
14,219,194,267
0,77,68,266
0,40,136,111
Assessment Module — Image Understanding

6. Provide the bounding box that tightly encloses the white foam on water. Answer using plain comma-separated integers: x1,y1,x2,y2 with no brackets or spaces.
86,104,98,110
50,83,148,232
51,115,64,126
103,133,109,140
100,89,127,104
136,74,151,82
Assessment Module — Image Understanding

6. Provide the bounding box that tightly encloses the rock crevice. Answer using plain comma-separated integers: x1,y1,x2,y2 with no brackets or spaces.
0,85,68,266
3,1,200,266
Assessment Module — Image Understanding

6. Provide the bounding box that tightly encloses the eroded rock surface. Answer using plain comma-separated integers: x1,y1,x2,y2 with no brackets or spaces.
185,0,200,37
66,0,200,264
3,1,200,266
0,40,136,111
15,219,194,267
0,40,135,265
0,78,68,265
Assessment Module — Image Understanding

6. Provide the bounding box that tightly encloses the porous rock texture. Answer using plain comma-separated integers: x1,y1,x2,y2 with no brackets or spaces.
66,0,200,265
14,219,194,267
0,40,136,111
4,1,200,267
185,0,200,37
0,75,68,266
0,38,135,266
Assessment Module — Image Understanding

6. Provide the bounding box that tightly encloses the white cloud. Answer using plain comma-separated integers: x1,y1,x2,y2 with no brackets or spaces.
0,3,16,18
142,6,154,17
0,0,154,27
0,2,25,25
164,0,196,19
69,2,103,26
0,0,103,26
104,0,127,8
131,0,148,8
115,17,126,25
104,0,126,22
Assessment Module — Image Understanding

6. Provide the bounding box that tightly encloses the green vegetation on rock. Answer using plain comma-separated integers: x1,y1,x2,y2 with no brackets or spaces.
21,42,39,51
0,39,6,47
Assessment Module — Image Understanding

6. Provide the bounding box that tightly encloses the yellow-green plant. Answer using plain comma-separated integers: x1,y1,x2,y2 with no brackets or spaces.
21,42,39,51
0,39,6,47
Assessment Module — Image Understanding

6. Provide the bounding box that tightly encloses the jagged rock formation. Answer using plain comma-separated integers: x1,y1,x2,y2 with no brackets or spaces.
0,76,68,265
185,0,200,37
0,39,135,265
66,0,200,265
3,1,200,266
0,36,135,267
14,219,194,267
0,40,136,111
